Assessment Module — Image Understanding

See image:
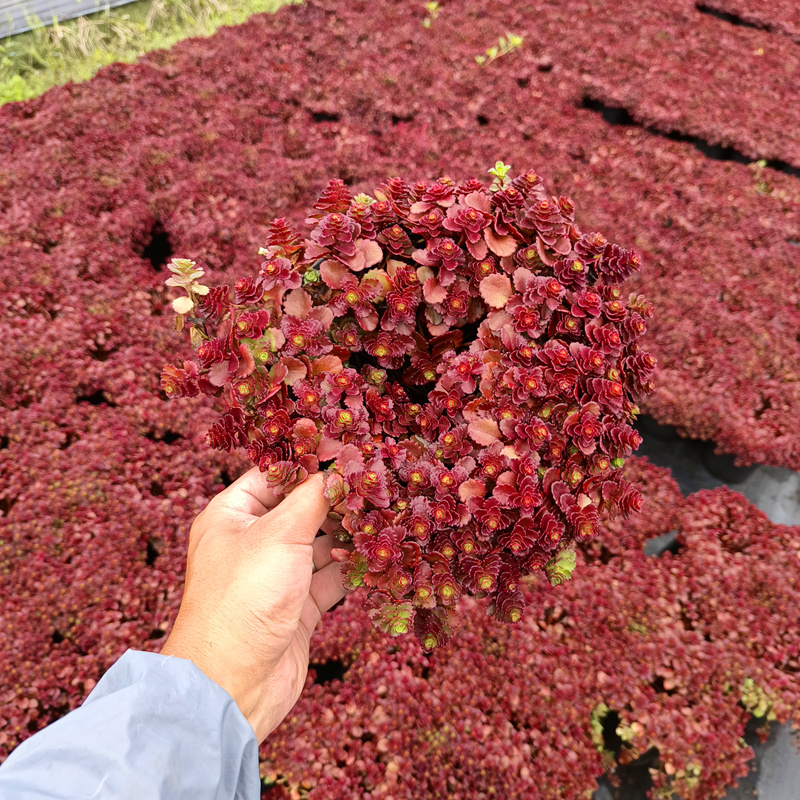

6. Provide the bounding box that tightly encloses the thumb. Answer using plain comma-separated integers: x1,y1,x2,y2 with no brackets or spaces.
250,472,330,548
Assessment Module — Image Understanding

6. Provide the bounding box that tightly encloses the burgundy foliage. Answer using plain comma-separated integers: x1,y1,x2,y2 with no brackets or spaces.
262,465,800,800
0,0,798,470
162,171,653,649
561,0,800,166
1,0,799,795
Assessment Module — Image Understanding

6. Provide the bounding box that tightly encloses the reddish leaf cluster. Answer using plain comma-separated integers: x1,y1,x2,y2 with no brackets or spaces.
261,469,800,800
0,399,244,759
0,0,799,786
162,169,654,649
1,0,798,475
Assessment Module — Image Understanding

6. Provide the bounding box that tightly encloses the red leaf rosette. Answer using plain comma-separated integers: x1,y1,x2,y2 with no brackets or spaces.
162,165,655,650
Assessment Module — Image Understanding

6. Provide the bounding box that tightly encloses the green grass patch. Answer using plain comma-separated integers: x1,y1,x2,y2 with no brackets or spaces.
0,0,297,106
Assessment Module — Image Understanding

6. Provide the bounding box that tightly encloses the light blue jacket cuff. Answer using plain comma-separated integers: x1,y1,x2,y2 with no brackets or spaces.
0,649,260,800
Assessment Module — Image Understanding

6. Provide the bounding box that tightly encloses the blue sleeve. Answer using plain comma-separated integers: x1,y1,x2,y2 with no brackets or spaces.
0,650,261,800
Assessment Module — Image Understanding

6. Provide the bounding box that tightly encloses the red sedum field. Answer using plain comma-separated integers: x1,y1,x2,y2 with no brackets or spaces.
262,465,800,800
161,167,655,649
262,482,800,800
2,0,800,795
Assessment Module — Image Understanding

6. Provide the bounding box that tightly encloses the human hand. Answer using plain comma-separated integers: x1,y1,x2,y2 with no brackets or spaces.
160,468,347,743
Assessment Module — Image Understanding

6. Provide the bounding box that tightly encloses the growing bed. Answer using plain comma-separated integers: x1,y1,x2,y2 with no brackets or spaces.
1,0,798,796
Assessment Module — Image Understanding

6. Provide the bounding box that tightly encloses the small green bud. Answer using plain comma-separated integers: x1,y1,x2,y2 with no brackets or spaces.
488,161,511,179
392,619,409,635
167,258,198,276
545,547,577,586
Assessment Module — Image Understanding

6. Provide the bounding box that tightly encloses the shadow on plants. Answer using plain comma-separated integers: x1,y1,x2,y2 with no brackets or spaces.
650,676,677,696
309,659,348,685
88,342,117,362
144,429,184,445
218,470,234,488
580,98,636,127
600,709,625,755
310,110,341,123
694,3,766,32
58,432,79,450
580,96,800,178
76,389,117,407
146,537,163,566
141,221,173,271
0,496,18,517
390,112,416,125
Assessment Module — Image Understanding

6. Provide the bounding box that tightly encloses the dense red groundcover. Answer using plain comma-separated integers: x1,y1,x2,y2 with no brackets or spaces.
259,460,800,800
697,0,800,45
1,0,798,469
1,0,800,797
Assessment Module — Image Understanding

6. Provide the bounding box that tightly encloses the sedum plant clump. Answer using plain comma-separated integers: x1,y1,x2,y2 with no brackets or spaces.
161,165,655,650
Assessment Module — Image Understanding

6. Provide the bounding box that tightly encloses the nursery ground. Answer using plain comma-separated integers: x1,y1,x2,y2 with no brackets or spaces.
1,0,799,797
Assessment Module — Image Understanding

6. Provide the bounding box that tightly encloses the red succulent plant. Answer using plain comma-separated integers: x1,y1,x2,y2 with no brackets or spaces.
162,165,655,650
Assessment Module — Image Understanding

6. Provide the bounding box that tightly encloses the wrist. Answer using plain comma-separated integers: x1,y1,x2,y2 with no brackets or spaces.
161,632,277,741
